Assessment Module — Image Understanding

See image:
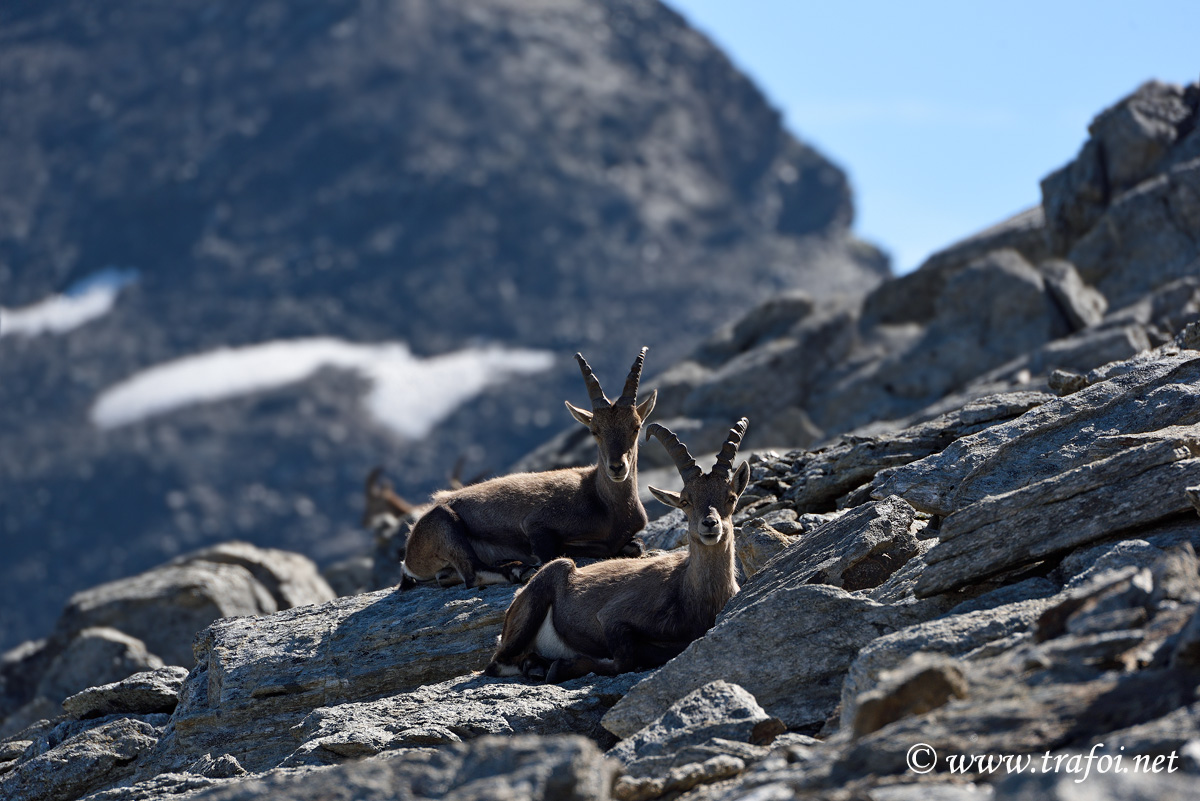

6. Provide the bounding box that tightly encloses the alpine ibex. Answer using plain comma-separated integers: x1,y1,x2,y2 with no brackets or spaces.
363,460,492,540
485,417,750,682
362,467,418,538
400,347,657,589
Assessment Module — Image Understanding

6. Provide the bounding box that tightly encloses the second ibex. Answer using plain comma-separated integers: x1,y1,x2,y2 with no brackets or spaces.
401,347,657,588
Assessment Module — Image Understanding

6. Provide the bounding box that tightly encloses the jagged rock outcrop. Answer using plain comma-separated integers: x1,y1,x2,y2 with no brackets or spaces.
516,78,1200,474
61,667,190,721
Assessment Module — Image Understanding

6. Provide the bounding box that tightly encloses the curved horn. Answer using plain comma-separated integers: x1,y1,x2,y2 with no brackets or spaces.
575,352,610,408
712,417,749,479
616,346,649,406
646,422,702,483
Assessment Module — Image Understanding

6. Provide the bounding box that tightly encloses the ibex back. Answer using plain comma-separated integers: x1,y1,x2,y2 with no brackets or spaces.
401,347,657,588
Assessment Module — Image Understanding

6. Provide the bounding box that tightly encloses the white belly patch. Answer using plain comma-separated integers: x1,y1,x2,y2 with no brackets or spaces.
535,605,578,660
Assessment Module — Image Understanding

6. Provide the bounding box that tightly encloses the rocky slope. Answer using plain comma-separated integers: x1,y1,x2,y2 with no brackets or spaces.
517,79,1200,471
0,0,886,652
2,60,1199,801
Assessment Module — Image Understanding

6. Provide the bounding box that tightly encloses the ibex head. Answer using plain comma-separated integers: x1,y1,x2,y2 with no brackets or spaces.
565,347,657,483
646,418,751,547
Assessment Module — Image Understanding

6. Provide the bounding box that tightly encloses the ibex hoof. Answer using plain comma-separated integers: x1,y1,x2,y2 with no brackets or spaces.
521,657,549,682
620,538,646,558
545,660,569,684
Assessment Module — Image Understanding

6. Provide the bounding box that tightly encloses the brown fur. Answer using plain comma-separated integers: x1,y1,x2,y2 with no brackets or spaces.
401,349,657,589
362,467,417,532
485,418,751,681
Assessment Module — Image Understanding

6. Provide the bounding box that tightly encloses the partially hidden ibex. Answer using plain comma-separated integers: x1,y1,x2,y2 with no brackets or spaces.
363,460,492,540
401,347,657,589
362,467,419,538
485,417,750,682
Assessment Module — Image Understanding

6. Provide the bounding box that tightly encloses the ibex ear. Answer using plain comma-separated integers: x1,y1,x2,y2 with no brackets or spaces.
732,461,751,496
635,389,657,421
565,400,593,427
648,485,684,508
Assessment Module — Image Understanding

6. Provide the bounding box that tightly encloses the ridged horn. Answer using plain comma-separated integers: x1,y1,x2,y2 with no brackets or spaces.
616,346,649,406
712,417,749,479
575,352,610,408
646,422,702,483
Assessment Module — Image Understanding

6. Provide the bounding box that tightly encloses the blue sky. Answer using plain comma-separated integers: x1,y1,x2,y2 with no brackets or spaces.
665,1,1199,274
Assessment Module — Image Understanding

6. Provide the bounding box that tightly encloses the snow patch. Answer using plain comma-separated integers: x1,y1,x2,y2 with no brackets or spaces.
91,338,556,439
1,268,139,338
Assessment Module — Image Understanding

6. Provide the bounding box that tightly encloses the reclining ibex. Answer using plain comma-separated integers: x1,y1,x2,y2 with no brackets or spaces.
401,347,657,589
485,417,750,682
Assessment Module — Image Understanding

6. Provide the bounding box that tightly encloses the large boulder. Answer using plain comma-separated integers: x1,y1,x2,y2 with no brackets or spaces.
1042,80,1197,256
58,542,336,669
601,583,935,738
170,584,523,769
0,542,334,736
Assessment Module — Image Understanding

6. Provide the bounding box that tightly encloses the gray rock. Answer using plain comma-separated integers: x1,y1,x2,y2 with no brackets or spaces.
181,735,617,801
640,508,688,552
602,584,934,738
58,542,335,668
1070,158,1200,310
735,520,796,580
1039,259,1108,331
289,673,640,764
1056,539,1167,590
691,291,817,367
1042,80,1194,257
176,541,337,611
187,752,248,779
782,391,1051,514
995,769,1198,800
0,697,59,741
873,350,1200,516
321,555,375,598
1083,701,1200,761
1,639,53,723
916,440,1200,596
866,539,942,606
613,754,746,801
839,595,1057,732
836,668,1193,782
732,496,919,615
608,681,780,775
803,250,1068,436
1172,605,1200,669
62,666,190,720
0,716,164,801
170,584,520,770
1088,81,1194,194
851,652,968,737
861,205,1048,328
681,301,858,442
35,627,164,710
